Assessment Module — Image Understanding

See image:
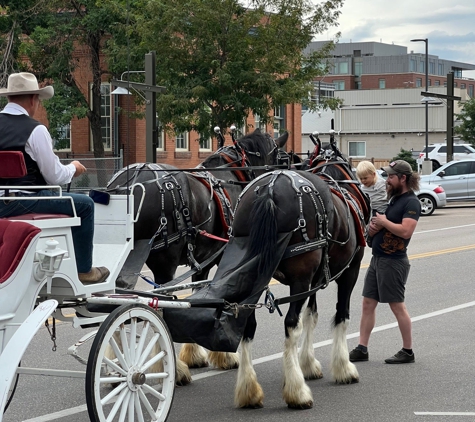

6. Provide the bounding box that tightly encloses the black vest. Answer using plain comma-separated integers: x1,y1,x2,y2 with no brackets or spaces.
0,113,48,186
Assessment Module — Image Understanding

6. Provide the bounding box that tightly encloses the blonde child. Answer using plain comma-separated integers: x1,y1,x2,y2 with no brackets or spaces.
356,161,387,247
356,161,388,215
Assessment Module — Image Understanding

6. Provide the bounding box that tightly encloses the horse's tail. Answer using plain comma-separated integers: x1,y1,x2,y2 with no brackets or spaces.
245,184,278,275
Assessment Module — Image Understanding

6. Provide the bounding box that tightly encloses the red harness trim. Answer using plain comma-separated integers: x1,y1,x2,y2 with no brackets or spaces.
219,153,248,182
195,177,233,237
198,230,229,242
329,188,366,247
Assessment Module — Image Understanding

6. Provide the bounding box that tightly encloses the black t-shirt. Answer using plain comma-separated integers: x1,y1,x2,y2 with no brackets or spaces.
372,191,421,259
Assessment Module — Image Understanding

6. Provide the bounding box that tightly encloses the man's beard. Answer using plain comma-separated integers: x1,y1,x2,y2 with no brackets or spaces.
387,182,402,199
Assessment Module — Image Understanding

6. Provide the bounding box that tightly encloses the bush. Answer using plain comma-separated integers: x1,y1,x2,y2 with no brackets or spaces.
391,148,418,171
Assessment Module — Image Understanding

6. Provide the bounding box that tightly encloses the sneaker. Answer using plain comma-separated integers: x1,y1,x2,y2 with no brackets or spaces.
78,266,110,284
349,347,369,362
384,349,415,364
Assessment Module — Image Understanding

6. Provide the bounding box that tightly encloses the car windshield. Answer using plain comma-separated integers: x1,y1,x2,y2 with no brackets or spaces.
422,146,436,153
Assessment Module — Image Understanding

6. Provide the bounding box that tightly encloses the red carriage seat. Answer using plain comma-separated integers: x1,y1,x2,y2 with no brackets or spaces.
0,151,70,220
0,220,41,284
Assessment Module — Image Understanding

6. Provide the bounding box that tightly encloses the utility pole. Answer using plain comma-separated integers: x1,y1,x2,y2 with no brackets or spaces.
446,72,455,163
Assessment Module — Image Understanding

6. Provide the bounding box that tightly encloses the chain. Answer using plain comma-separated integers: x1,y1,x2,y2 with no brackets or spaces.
45,317,57,352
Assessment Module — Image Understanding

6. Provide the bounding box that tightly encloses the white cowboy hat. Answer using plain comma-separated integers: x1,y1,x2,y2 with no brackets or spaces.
0,72,54,100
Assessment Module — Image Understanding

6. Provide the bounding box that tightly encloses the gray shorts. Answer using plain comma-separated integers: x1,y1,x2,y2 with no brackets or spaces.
362,255,410,303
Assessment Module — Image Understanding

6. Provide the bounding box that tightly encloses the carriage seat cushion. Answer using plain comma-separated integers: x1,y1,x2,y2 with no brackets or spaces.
6,213,71,221
0,220,41,283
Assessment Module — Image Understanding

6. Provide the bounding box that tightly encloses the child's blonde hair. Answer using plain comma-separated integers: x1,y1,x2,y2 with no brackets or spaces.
356,160,377,179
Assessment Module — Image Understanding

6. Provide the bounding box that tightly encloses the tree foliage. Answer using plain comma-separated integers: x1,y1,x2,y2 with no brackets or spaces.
106,0,343,140
0,0,123,162
392,148,417,171
455,98,475,146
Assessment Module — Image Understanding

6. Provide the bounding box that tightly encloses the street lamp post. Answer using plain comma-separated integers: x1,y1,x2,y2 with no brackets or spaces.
411,38,432,175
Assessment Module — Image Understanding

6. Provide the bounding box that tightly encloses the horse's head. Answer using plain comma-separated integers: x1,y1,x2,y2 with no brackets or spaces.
233,129,288,173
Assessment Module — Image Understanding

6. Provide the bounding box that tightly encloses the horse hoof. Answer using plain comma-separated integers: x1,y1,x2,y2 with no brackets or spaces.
287,401,313,410
243,403,264,409
175,378,192,387
188,361,209,369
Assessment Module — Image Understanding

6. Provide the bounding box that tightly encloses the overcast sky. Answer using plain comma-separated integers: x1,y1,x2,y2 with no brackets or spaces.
313,1,475,79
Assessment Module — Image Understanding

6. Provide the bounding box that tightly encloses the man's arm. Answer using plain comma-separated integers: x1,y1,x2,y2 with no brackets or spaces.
371,213,418,239
26,125,85,184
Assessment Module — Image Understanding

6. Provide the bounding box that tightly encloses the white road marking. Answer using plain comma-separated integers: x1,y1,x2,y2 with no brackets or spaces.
21,301,475,421
415,412,475,416
414,223,475,235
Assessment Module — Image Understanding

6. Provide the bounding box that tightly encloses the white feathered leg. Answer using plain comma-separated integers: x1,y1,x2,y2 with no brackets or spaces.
330,320,359,384
299,307,323,380
234,339,264,408
282,322,313,409
179,343,208,368
208,351,239,370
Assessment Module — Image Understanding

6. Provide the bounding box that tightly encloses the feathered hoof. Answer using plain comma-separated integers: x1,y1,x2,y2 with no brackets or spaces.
175,359,192,386
241,402,264,409
287,401,313,410
335,375,359,385
208,351,239,370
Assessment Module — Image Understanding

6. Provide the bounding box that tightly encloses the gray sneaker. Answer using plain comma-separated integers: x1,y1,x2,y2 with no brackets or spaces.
385,349,415,364
349,347,369,362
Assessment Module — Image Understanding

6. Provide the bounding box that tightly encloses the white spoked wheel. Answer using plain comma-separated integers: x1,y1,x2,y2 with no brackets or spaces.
85,304,176,422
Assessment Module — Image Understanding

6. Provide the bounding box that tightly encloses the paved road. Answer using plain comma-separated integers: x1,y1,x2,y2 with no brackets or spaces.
3,202,475,421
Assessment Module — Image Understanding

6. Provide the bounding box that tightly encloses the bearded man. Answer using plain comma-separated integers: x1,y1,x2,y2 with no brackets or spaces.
349,160,421,364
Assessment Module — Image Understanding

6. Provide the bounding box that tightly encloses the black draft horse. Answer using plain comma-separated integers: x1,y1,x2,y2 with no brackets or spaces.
224,143,370,409
106,129,288,382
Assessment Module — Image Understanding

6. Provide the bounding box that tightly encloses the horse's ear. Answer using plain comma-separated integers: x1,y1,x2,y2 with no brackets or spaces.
276,131,288,148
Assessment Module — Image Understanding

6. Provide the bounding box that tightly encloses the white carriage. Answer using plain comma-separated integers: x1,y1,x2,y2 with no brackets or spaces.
0,151,188,422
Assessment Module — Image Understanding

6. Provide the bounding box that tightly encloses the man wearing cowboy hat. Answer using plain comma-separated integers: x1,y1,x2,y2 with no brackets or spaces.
0,72,109,284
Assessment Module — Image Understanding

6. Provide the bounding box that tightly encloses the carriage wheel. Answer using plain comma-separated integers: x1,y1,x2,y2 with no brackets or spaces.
85,304,176,422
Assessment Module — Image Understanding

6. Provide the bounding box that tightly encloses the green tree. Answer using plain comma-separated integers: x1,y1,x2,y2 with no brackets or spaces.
106,0,343,140
455,98,475,146
392,148,417,172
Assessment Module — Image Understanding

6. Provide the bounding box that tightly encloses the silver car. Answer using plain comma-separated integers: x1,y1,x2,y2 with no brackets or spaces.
377,170,447,216
420,159,475,202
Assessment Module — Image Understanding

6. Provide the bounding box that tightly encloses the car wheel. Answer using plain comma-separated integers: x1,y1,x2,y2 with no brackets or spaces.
431,160,441,171
418,194,436,216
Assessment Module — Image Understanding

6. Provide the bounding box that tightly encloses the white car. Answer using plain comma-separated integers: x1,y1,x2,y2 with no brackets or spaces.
417,143,475,171
377,170,446,216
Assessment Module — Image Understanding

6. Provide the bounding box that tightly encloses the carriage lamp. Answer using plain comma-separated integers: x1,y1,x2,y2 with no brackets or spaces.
34,238,67,294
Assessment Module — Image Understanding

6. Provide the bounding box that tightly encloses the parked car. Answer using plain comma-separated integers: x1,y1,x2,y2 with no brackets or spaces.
420,159,475,203
417,143,475,171
377,170,446,216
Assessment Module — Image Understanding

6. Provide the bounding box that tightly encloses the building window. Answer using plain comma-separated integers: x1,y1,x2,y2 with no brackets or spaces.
355,81,361,89
53,122,71,151
338,62,349,74
379,79,386,89
461,83,466,89
175,132,188,150
354,62,362,77
254,114,267,131
428,79,431,86
469,85,474,98
438,63,444,75
443,81,447,87
348,141,365,157
332,80,345,90
156,121,164,151
199,135,211,151
434,80,440,86
273,106,285,139
99,83,112,150
419,61,425,74
453,68,462,78
410,58,417,72
429,61,435,75
415,78,422,88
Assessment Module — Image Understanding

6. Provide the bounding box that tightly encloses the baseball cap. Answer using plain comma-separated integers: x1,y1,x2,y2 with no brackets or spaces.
381,160,413,175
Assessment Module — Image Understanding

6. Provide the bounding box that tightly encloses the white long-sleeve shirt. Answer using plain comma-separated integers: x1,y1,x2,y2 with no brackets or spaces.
1,102,76,185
